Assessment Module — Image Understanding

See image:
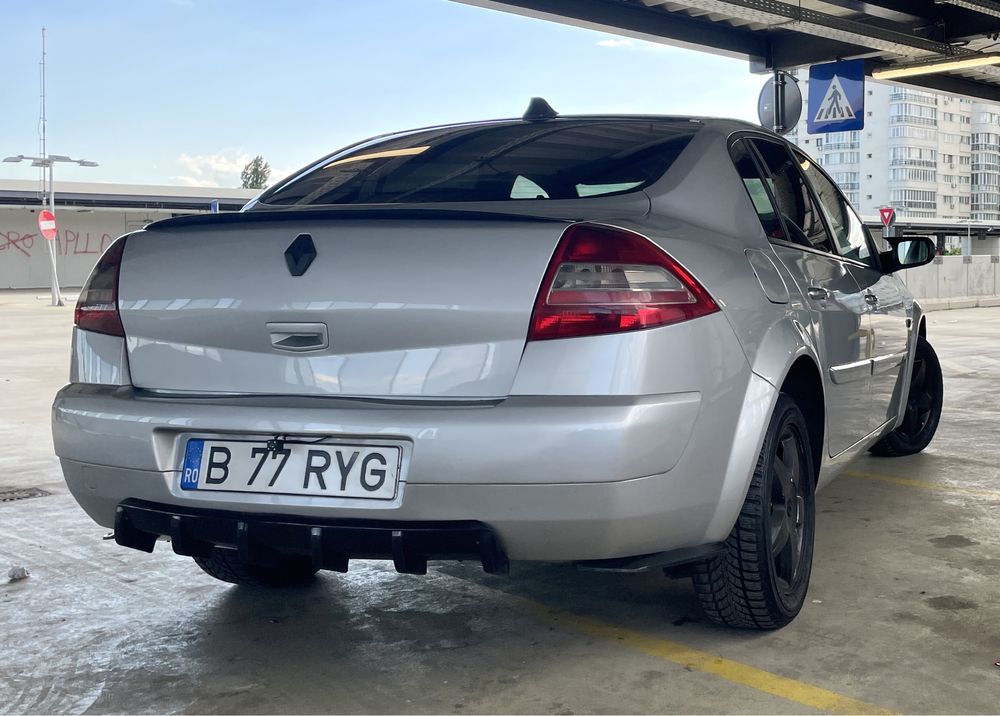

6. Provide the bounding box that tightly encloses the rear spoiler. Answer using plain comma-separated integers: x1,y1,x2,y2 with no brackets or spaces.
146,206,570,231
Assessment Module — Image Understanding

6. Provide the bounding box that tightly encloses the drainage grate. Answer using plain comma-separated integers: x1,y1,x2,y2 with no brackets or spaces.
0,487,53,502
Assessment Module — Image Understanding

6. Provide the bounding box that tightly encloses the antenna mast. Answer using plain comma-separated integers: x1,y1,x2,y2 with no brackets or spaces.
40,27,46,156
39,27,47,191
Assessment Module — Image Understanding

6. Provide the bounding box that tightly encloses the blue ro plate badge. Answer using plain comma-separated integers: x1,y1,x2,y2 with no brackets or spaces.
181,439,205,490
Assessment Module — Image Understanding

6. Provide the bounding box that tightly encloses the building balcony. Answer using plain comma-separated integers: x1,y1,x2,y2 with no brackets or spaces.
888,116,937,127
889,92,938,105
889,159,936,168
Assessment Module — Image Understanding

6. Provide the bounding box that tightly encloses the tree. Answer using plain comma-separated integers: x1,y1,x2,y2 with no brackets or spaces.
241,155,271,189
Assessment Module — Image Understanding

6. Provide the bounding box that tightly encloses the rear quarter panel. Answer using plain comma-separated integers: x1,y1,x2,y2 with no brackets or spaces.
626,125,831,523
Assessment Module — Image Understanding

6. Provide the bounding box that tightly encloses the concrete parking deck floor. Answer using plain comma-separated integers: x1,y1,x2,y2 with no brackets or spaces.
2,292,999,714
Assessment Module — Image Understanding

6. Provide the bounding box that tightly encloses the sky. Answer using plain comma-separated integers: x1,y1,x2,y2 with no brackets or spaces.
1,0,765,189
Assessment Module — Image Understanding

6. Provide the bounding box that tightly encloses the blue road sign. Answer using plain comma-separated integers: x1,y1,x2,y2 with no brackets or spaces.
807,59,865,134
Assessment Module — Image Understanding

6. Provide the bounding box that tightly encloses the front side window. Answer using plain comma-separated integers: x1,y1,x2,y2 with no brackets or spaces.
259,120,699,206
749,139,836,254
795,149,876,268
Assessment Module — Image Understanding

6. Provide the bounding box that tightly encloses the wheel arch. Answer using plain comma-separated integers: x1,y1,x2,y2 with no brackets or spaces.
777,356,825,485
741,314,826,483
703,322,825,543
889,304,928,435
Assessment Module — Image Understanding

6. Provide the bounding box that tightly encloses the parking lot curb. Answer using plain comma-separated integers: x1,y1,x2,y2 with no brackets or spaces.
919,297,1000,311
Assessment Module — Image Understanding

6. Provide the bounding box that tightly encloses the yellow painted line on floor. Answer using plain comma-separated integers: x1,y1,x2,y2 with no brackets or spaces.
519,600,897,715
843,469,1000,499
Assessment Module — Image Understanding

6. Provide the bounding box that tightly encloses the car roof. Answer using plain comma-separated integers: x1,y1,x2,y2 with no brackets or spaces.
379,114,771,139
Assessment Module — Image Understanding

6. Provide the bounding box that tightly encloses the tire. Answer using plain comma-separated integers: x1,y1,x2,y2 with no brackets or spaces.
869,335,943,458
193,549,319,587
692,394,816,629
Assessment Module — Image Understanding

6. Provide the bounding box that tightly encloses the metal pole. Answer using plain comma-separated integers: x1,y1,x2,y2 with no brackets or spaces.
47,163,63,306
39,27,63,307
773,70,786,134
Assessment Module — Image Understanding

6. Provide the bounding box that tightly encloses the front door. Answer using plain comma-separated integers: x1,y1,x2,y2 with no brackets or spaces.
747,138,873,456
848,268,910,430
795,151,911,433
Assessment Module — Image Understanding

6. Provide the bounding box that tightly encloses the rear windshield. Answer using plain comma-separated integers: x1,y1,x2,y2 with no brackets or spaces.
260,119,699,206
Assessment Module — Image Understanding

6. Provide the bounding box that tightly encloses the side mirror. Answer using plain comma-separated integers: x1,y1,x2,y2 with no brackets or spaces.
880,236,936,274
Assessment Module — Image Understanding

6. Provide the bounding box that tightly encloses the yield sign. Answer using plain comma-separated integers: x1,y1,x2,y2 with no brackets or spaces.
38,209,58,241
879,207,896,228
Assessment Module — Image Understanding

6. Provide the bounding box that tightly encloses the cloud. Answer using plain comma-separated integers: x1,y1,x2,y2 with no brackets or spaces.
172,175,220,188
171,149,251,187
171,150,294,188
596,36,674,53
597,38,635,49
266,166,297,187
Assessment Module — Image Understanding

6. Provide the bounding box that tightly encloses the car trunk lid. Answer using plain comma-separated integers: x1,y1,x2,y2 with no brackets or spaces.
119,212,577,398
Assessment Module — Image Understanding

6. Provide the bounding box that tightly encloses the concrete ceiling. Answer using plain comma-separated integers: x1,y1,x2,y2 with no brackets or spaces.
459,0,1000,101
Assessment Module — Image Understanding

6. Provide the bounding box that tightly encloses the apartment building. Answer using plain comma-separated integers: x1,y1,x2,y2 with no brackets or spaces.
788,78,1000,224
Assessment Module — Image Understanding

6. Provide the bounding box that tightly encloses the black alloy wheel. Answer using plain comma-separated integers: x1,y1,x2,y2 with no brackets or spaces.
870,335,943,457
899,354,934,440
770,423,810,605
692,394,816,629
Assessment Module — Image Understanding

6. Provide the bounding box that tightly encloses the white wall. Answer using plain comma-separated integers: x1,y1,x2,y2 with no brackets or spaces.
898,255,1000,298
0,207,179,289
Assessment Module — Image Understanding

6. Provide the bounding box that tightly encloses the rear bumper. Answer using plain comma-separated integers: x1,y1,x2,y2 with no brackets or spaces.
53,385,700,486
59,454,716,562
53,370,763,561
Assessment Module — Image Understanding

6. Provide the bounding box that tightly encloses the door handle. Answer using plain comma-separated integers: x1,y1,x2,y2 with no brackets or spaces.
864,293,879,306
806,286,830,301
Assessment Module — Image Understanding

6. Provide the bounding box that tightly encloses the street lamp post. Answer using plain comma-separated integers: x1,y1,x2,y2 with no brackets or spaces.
957,218,977,257
2,153,99,306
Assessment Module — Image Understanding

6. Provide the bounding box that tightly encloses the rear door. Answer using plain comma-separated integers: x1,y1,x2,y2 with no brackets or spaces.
743,137,872,456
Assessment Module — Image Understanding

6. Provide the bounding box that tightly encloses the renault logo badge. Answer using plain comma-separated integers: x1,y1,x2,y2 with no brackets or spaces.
284,233,317,276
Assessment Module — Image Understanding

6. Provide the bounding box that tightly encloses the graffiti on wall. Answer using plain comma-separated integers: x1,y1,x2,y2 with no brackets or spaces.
0,229,113,259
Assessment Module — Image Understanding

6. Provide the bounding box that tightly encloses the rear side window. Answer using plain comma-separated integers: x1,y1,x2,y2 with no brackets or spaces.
749,138,836,254
731,140,785,240
260,120,699,206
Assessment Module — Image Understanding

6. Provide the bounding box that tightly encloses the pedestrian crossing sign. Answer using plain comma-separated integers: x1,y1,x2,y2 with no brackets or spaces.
807,59,865,134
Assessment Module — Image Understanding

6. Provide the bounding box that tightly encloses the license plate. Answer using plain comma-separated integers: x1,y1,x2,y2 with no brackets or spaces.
180,438,401,500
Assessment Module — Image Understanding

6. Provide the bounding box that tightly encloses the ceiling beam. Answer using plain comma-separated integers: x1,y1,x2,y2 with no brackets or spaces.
846,0,1000,39
761,36,882,71
457,0,1000,101
455,0,766,60
939,0,1000,20
645,0,957,56
811,0,925,24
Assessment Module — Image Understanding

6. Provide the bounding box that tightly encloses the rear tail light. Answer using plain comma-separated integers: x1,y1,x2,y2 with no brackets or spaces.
75,237,127,337
528,223,718,341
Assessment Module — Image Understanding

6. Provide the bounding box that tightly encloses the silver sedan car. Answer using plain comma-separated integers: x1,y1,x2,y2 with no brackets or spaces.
53,102,943,629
